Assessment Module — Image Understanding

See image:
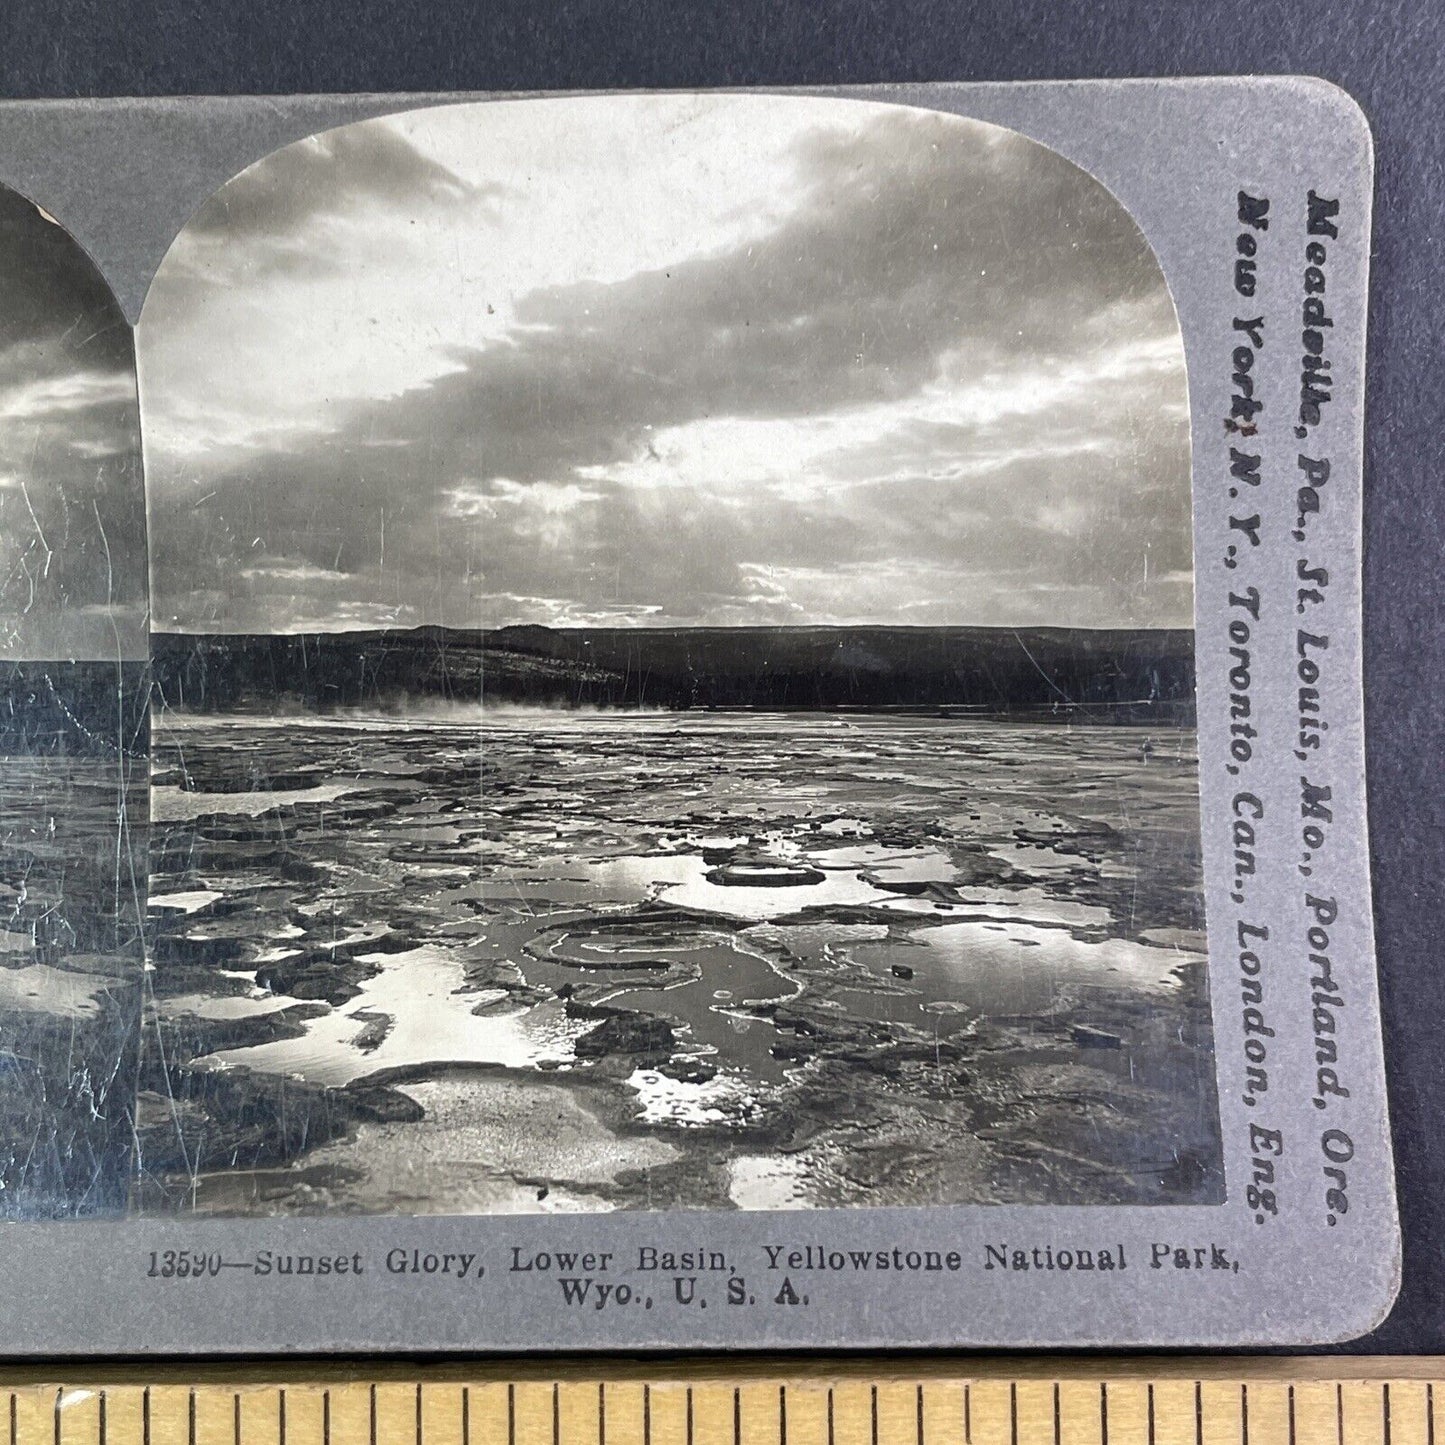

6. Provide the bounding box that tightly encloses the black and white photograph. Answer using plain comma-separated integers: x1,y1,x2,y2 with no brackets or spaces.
129,94,1223,1217
0,183,148,1219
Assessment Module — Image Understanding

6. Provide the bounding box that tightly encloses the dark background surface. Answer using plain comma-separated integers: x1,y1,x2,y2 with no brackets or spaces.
0,0,1438,1355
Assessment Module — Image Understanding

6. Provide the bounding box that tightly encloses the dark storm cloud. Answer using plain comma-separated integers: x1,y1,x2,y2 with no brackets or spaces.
163,124,500,294
369,107,1174,487
0,187,146,660
183,123,488,244
147,103,1190,632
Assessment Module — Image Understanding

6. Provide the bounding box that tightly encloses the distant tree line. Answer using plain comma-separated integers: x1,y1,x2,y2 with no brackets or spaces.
0,661,150,756
145,624,1195,721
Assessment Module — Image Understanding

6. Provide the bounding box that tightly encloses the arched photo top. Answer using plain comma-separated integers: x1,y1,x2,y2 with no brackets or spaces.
0,183,145,664
138,94,1189,640
130,95,1220,1224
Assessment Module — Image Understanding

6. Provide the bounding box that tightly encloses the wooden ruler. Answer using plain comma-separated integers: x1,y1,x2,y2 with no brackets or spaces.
1,1362,1439,1445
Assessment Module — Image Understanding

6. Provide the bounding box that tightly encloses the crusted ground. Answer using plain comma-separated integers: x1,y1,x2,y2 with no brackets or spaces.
122,709,1224,1215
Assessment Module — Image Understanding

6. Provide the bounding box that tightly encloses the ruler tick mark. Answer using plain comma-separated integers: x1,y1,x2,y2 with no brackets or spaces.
13,1371,1445,1445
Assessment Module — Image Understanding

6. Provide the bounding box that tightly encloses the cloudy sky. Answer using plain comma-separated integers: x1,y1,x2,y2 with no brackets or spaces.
138,95,1191,635
0,187,145,660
